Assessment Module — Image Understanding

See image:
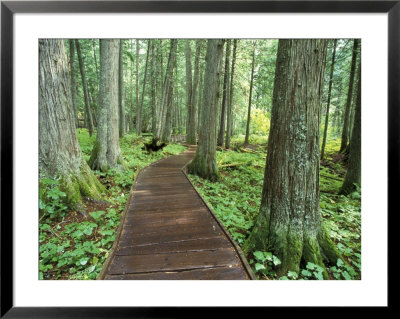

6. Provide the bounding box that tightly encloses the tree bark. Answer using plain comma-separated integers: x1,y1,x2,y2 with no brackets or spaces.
135,40,141,135
89,39,124,171
39,39,104,206
225,39,238,149
150,40,157,136
157,39,177,139
188,39,224,181
185,41,195,144
320,39,338,160
244,41,257,145
75,40,94,136
68,40,78,128
140,40,150,132
118,39,125,138
340,60,361,195
217,40,231,147
244,40,341,278
340,39,359,153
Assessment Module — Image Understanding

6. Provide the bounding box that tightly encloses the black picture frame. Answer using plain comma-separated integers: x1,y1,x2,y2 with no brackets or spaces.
1,0,395,317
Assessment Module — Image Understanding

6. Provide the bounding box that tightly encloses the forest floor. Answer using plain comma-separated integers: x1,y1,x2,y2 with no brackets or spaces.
39,131,360,281
188,137,361,280
39,129,186,280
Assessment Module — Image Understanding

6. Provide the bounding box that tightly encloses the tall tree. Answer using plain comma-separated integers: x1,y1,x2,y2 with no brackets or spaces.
135,40,141,135
190,40,202,143
118,39,125,138
185,40,195,144
225,39,238,149
340,60,361,195
217,40,231,147
243,39,341,278
244,41,257,145
75,40,94,136
139,40,150,133
321,39,338,160
39,39,104,206
340,39,359,153
68,40,78,128
188,39,224,181
89,39,124,171
150,40,157,135
156,39,177,140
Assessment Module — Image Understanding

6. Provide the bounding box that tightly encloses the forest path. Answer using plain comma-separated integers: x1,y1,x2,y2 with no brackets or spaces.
98,145,254,280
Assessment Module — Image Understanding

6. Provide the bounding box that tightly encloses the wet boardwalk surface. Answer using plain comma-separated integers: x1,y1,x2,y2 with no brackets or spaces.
99,146,254,280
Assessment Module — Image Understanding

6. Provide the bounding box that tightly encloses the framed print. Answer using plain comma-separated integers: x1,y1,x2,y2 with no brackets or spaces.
1,0,395,316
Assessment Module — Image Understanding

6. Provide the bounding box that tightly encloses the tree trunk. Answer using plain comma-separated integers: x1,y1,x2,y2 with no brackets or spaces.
185,41,195,144
217,40,231,147
321,39,338,160
39,39,104,206
89,39,123,171
118,39,125,138
340,39,359,153
157,39,177,139
68,40,79,128
135,40,141,135
150,40,157,136
244,41,257,145
140,40,150,132
243,39,341,278
188,39,224,181
75,40,94,136
197,62,204,136
225,39,237,149
340,60,361,195
162,74,174,142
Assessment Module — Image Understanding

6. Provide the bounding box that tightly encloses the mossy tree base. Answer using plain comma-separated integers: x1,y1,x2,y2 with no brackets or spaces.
243,214,341,279
188,155,219,182
59,159,105,207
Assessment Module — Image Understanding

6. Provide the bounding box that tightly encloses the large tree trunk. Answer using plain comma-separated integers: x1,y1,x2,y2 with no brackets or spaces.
156,39,177,139
340,60,361,195
89,39,123,171
320,39,338,160
68,40,79,128
225,39,237,149
118,39,125,138
217,40,231,147
243,39,341,278
244,41,257,145
340,39,359,153
39,39,104,206
188,39,224,181
75,40,94,136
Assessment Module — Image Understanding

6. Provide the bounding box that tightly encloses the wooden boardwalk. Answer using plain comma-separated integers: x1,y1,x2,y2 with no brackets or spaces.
98,145,255,280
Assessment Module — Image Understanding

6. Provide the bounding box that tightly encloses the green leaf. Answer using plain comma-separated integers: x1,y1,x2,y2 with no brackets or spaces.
287,271,298,279
272,255,281,266
79,258,89,266
337,258,344,267
253,251,265,262
301,269,312,277
314,272,324,280
255,263,266,271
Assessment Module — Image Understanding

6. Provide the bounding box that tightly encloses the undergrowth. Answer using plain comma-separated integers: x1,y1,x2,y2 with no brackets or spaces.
189,137,361,280
39,129,186,280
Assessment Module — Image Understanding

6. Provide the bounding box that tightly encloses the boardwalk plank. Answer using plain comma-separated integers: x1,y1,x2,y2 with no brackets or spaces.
99,146,254,280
